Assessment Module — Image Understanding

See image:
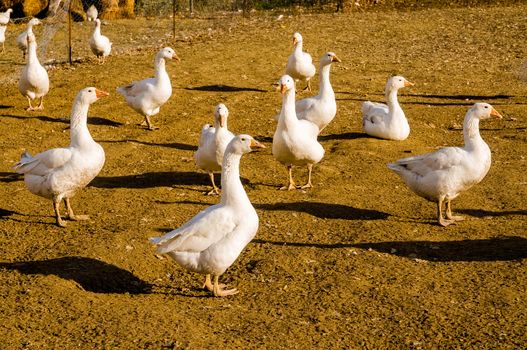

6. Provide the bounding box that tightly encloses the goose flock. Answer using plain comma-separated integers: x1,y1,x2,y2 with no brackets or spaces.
1,13,504,297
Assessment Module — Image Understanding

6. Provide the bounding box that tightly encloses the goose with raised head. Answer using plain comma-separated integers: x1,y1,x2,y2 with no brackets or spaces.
195,103,235,195
117,47,179,130
388,103,502,227
13,87,109,227
295,52,341,132
285,32,316,92
18,32,49,110
362,75,414,140
0,8,12,25
272,75,324,190
17,18,41,59
86,5,98,21
150,134,265,297
89,18,112,64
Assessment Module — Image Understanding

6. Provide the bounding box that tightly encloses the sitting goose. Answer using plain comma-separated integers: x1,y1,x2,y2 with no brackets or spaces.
388,103,502,227
17,18,41,59
117,47,179,130
362,75,414,140
18,32,49,110
285,32,316,92
195,103,235,195
272,75,324,190
296,52,341,133
89,18,112,64
150,135,265,297
13,87,109,227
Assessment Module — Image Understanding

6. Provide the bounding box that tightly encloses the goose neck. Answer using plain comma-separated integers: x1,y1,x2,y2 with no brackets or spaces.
385,88,400,110
27,42,39,64
318,64,333,97
463,114,484,151
220,151,249,207
278,88,297,130
154,56,167,79
69,100,94,148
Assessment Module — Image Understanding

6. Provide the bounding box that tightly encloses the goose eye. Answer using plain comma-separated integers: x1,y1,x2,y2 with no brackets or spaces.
241,138,246,141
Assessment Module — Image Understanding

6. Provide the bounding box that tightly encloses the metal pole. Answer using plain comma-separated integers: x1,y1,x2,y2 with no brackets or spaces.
172,0,176,39
68,0,72,64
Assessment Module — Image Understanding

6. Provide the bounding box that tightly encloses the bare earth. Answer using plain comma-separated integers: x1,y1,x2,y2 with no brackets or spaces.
0,4,526,349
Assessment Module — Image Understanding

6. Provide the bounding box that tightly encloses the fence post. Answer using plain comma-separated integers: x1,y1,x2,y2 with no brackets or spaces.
189,0,193,17
68,0,72,65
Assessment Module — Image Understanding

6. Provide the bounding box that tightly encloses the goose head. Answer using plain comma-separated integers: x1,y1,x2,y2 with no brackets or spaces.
158,47,180,62
94,18,101,27
214,103,229,128
321,52,341,66
77,87,110,105
279,75,295,94
229,134,266,155
292,32,303,46
5,9,13,15
385,75,414,93
469,103,502,120
28,18,41,27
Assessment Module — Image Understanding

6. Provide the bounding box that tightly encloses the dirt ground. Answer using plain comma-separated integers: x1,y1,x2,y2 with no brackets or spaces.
0,3,526,349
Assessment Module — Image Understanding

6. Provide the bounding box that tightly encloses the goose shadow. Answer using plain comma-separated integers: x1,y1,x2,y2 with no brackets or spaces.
0,172,21,183
319,132,367,141
1,115,69,124
88,116,123,127
0,208,17,218
252,236,527,262
90,171,250,189
255,201,389,220
0,256,151,294
99,139,197,151
352,236,527,262
456,208,527,218
184,84,267,93
0,105,14,109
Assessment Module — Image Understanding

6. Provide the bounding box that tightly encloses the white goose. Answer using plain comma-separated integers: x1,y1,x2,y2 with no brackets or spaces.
285,32,316,92
13,87,109,227
150,134,265,297
362,75,414,140
272,75,325,190
0,8,12,25
86,5,98,21
89,18,112,64
18,31,49,111
296,52,341,132
195,103,235,195
17,18,41,59
117,47,178,130
0,25,6,53
388,103,502,227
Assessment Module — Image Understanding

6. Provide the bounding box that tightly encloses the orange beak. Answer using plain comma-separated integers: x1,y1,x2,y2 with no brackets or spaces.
404,80,414,87
293,37,298,46
219,115,226,128
490,108,503,119
95,89,110,98
332,55,342,63
250,139,266,149
280,83,288,94
172,53,181,62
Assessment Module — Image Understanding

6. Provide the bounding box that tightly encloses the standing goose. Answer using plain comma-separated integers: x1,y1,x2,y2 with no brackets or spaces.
13,87,109,227
388,103,502,227
150,135,265,297
0,25,6,53
89,18,112,64
272,75,325,190
117,47,179,130
17,18,41,59
195,103,235,195
296,52,342,132
18,32,49,111
285,32,316,92
0,8,12,25
362,75,414,140
86,5,98,21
